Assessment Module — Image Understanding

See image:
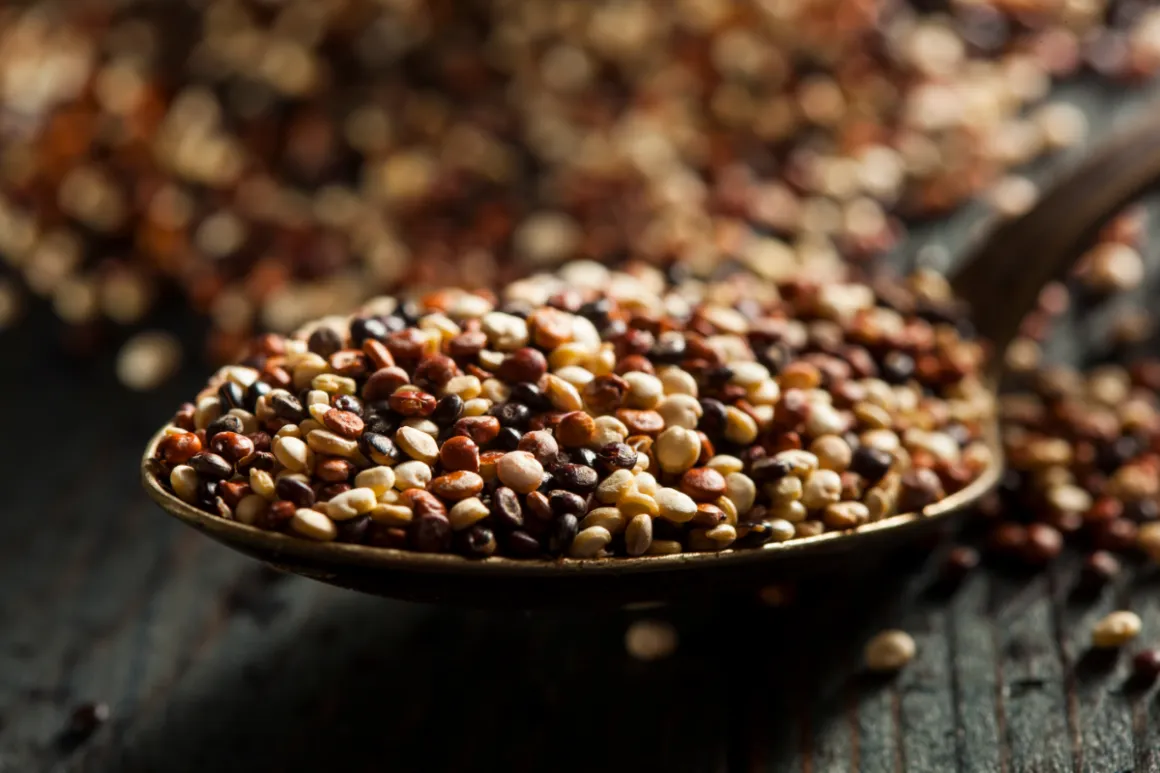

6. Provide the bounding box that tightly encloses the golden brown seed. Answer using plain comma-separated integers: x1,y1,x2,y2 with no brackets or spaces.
680,467,727,501
557,411,596,447
439,435,481,472
1091,611,1142,648
624,620,677,661
429,471,485,501
159,431,202,465
322,408,365,439
823,501,870,529
864,630,916,672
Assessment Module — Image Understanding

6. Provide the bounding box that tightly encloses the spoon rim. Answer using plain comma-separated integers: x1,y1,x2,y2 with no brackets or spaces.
142,423,1002,576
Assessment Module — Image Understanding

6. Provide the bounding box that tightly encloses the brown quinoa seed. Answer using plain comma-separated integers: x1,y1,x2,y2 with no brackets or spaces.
557,411,597,448
322,409,365,439
680,468,728,502
159,431,202,465
1133,649,1160,682
439,436,482,473
429,471,486,501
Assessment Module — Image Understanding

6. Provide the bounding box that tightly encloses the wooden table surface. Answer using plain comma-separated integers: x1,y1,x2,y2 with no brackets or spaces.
3,81,1160,773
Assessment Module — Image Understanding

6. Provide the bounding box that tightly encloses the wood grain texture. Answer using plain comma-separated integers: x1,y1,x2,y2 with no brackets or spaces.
2,81,1160,773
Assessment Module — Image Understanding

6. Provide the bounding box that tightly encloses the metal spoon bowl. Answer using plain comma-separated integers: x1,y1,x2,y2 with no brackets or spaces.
141,104,1160,607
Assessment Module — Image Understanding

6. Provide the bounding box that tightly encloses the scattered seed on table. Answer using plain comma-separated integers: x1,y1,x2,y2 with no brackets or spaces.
864,629,916,672
1133,649,1160,681
625,620,678,661
1092,611,1142,648
59,702,110,749
116,331,182,391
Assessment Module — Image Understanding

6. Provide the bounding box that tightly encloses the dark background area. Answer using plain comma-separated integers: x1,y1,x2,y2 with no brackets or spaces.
2,82,1160,773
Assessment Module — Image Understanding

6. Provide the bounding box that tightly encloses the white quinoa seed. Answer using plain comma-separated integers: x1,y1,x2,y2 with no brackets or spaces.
656,487,698,523
655,426,701,474
290,508,337,541
625,619,678,661
396,425,439,463
497,451,544,494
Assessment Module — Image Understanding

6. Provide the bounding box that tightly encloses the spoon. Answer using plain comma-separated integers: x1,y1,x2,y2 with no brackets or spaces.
142,105,1160,607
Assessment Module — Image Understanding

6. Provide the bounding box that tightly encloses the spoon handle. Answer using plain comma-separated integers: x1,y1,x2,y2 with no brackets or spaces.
951,102,1160,363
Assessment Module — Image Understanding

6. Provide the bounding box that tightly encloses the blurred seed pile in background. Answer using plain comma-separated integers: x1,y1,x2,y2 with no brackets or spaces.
2,0,1160,389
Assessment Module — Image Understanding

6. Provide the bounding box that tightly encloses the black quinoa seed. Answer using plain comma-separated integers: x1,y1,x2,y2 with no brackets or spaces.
850,446,893,482
549,490,588,517
190,452,233,479
359,432,399,465
336,515,371,543
506,529,543,557
205,414,244,441
431,394,464,425
491,487,524,530
750,457,792,482
245,380,272,411
597,442,638,472
496,426,523,451
548,514,579,555
275,477,316,508
333,394,363,416
554,463,599,494
218,381,245,410
308,325,344,357
270,392,305,422
349,317,388,345
492,401,531,429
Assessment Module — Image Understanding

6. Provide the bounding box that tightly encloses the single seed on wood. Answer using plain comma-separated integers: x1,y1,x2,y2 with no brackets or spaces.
625,619,677,661
1092,611,1142,648
864,629,916,672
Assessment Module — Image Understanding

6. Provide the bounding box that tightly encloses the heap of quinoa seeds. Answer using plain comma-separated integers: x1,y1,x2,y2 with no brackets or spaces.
956,205,1160,576
3,0,1159,373
150,260,995,559
989,361,1160,571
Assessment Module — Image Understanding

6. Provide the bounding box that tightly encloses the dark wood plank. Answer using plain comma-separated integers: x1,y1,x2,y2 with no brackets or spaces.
945,570,1004,773
895,578,958,773
989,570,1075,773
1051,561,1137,773
1130,567,1160,773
